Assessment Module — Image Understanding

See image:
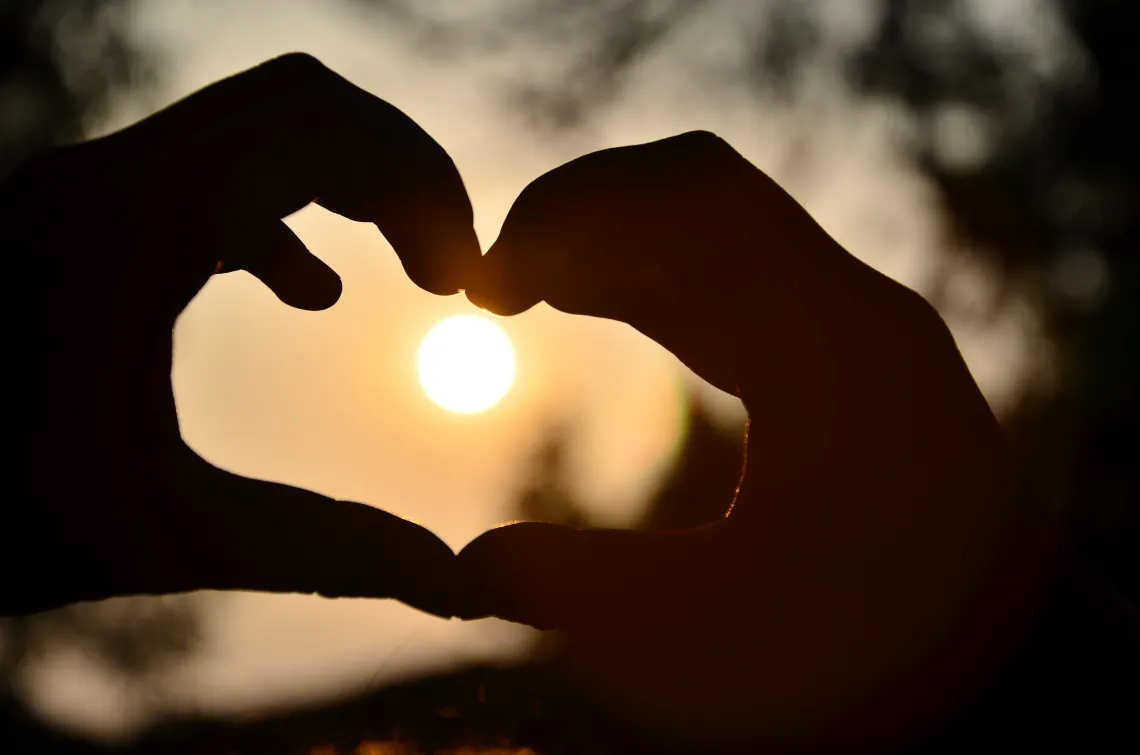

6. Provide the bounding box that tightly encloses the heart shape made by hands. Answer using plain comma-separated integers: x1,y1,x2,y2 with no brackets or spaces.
2,53,1060,751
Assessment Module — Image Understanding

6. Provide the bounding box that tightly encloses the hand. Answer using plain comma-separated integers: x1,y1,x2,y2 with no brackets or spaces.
0,54,478,619
459,133,1059,749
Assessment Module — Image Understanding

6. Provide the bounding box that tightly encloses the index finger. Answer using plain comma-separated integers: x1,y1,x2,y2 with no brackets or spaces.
94,53,481,296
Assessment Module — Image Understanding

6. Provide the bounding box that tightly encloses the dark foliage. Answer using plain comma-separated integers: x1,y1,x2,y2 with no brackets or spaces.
0,0,151,178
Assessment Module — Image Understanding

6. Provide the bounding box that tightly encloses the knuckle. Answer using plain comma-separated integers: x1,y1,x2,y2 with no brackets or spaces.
890,281,957,342
265,51,330,80
673,129,733,156
254,52,339,96
660,130,748,181
510,169,567,225
895,282,941,322
514,173,553,210
678,128,722,143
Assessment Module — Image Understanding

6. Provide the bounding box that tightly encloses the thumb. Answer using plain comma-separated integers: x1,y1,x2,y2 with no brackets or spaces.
175,458,458,618
456,522,708,632
4,459,460,619
24,454,461,619
456,522,585,629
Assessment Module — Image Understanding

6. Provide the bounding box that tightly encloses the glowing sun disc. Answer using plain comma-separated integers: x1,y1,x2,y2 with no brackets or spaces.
417,315,515,413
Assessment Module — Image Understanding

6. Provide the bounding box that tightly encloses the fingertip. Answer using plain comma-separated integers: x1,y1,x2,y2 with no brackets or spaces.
462,239,542,316
283,264,343,311
263,51,329,76
355,127,483,298
463,284,537,317
454,522,583,626
261,248,343,311
378,517,461,619
390,212,483,297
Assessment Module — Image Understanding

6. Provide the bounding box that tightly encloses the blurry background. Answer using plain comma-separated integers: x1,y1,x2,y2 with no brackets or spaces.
1,0,1135,752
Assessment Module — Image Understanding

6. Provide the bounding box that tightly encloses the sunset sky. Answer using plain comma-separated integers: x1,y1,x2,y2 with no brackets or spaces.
22,0,1048,739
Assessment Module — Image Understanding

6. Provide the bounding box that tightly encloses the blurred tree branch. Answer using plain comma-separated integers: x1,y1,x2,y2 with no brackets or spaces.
1,0,154,178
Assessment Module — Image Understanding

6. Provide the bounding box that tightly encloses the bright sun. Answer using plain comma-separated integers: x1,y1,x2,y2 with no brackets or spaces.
417,315,516,413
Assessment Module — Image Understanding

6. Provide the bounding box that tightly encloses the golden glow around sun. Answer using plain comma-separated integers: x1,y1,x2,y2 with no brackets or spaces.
417,315,516,413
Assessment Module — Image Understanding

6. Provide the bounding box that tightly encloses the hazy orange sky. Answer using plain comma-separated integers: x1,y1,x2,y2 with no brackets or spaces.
23,0,1048,739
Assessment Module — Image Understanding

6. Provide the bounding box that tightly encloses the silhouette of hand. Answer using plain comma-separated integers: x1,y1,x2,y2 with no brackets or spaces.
1,54,478,619
460,133,1059,748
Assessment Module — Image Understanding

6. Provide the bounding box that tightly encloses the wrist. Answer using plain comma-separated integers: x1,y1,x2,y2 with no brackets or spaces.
826,507,1065,752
